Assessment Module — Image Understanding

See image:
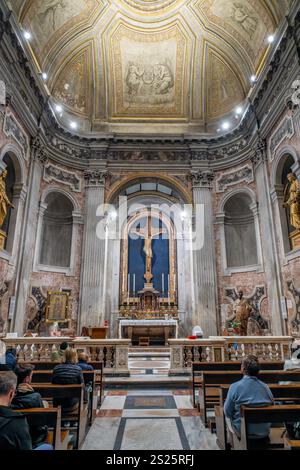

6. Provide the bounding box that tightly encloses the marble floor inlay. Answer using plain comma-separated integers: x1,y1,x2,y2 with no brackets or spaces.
82,388,219,450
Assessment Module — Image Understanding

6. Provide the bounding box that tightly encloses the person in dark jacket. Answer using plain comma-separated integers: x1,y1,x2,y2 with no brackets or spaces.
5,348,17,370
52,348,83,413
77,352,94,371
11,364,48,448
0,371,32,450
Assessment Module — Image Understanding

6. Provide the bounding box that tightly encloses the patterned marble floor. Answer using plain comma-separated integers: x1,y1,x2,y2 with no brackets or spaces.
82,389,219,450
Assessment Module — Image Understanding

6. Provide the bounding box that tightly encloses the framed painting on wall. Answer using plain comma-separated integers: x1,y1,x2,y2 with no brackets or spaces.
46,291,69,323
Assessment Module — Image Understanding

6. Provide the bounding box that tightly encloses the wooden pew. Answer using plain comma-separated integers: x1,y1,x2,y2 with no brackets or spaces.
31,370,98,426
14,407,69,450
215,384,300,450
31,384,86,449
192,361,284,408
200,370,300,428
25,361,104,406
233,404,300,450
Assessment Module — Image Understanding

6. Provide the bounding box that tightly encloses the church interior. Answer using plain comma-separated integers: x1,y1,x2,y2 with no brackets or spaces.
0,0,300,453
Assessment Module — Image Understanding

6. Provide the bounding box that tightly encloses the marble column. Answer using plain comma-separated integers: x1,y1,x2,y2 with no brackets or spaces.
252,140,285,335
12,135,47,334
79,169,109,330
190,170,218,336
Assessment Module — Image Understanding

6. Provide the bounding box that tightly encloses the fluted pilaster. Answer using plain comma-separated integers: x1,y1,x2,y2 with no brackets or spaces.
190,170,218,336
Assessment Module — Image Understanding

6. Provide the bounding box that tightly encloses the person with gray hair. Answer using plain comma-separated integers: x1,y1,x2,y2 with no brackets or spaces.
0,371,32,450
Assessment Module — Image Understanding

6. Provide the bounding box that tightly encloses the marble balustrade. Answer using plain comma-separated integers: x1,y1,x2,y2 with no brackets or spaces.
0,337,131,375
168,336,293,375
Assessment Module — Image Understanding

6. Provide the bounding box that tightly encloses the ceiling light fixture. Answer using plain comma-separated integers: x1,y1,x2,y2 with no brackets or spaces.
267,35,274,44
70,121,78,130
250,75,257,83
24,31,32,40
221,121,230,130
55,104,63,113
236,106,242,115
42,73,47,80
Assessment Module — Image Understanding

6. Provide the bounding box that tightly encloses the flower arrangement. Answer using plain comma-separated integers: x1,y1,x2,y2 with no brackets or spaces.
223,320,241,336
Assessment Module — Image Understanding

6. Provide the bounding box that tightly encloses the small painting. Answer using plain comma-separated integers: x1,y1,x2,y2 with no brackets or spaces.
46,291,69,323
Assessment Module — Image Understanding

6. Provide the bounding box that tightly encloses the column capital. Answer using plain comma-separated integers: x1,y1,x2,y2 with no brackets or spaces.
190,169,214,189
84,169,110,187
250,138,267,168
31,134,48,165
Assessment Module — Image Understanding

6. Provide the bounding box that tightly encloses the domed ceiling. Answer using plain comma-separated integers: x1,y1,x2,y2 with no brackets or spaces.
9,0,291,135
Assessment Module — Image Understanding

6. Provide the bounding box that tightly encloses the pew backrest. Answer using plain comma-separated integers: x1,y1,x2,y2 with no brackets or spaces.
14,407,61,449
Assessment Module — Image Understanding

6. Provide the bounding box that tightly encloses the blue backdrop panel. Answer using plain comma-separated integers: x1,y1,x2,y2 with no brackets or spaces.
128,217,170,297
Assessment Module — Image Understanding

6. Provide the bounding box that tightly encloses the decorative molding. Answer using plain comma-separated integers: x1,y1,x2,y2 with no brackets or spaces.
43,164,81,192
216,164,254,192
107,150,190,162
46,132,92,160
190,170,214,188
3,111,29,159
83,169,110,186
268,115,294,160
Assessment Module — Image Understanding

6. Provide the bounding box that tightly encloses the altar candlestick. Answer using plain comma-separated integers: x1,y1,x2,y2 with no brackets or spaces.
128,274,130,300
162,273,165,296
133,274,136,296
168,274,170,306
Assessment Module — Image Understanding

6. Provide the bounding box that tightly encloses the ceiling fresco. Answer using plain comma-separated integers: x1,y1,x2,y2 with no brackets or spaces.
8,0,291,134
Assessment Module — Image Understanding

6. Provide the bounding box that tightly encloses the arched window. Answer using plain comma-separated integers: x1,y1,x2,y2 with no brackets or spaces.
39,192,74,268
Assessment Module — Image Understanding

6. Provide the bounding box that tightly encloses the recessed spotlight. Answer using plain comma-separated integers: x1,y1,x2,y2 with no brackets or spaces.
250,75,257,83
217,128,221,133
55,104,63,113
236,106,242,115
267,35,274,44
24,31,32,40
42,73,47,80
222,121,230,130
70,121,78,130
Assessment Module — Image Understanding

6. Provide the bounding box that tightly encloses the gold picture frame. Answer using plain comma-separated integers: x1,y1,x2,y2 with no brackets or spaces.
46,291,69,323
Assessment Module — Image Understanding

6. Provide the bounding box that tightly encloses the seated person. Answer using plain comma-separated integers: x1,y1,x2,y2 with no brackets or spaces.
77,353,94,371
5,348,17,371
224,355,274,443
11,364,48,448
52,349,83,413
0,371,32,450
51,341,69,362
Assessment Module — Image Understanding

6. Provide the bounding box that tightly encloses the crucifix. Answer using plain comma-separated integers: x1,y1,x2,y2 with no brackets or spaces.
131,214,167,285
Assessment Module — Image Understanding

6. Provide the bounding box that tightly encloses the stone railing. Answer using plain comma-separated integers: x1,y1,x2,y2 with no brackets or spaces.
1,337,131,376
168,336,292,375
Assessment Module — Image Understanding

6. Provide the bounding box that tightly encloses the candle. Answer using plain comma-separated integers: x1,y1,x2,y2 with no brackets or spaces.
168,274,170,306
128,273,130,300
133,274,136,296
162,273,164,296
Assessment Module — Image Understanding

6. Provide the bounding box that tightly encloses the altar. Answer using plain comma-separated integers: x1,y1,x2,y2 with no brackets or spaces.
118,319,178,346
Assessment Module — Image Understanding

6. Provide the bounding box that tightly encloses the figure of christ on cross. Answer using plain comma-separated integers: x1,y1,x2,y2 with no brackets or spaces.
130,215,167,284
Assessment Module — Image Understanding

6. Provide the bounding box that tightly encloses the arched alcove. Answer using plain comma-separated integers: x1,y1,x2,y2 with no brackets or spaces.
39,192,74,268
